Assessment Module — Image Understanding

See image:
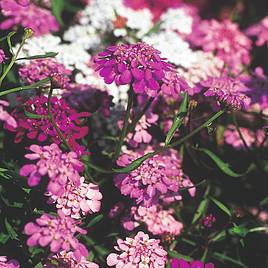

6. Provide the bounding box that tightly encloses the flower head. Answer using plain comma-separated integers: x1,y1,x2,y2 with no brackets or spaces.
171,258,214,268
0,100,17,129
203,214,216,228
0,256,20,268
95,42,173,97
24,211,88,261
107,231,167,267
0,49,6,64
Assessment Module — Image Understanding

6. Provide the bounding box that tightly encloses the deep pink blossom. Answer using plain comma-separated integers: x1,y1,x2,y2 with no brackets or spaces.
201,76,251,110
246,16,268,47
171,258,214,268
44,251,99,268
0,100,17,128
114,147,195,207
6,96,89,153
47,176,103,219
189,19,252,73
203,214,216,228
95,43,173,97
0,256,20,268
108,202,125,219
20,143,84,196
106,231,167,267
19,59,71,87
0,49,6,64
24,211,88,261
122,205,183,236
0,0,59,36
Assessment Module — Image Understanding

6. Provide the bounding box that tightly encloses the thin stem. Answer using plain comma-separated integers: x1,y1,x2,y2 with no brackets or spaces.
47,86,72,151
112,89,134,163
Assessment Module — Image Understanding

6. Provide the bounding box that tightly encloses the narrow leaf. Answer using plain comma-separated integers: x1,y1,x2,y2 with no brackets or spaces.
211,197,232,217
51,0,65,25
24,110,47,119
213,252,249,268
192,198,209,224
168,250,193,262
4,218,18,240
17,52,58,61
87,214,104,228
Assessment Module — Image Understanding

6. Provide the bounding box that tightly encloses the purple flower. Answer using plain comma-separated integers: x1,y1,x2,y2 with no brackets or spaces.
24,211,88,261
95,42,173,97
203,214,216,228
0,256,20,268
0,100,17,129
0,49,6,64
201,76,251,110
171,258,215,268
0,0,59,36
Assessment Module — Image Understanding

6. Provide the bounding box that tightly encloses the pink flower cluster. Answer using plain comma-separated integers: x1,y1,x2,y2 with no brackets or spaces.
246,16,268,47
114,147,195,207
122,205,183,236
24,211,88,261
95,43,173,97
44,251,99,268
0,100,17,129
224,125,267,149
20,143,84,195
19,59,71,87
6,96,89,153
201,76,251,110
47,176,102,219
106,231,167,267
190,19,252,73
0,0,59,36
0,256,20,268
171,258,214,268
0,49,6,64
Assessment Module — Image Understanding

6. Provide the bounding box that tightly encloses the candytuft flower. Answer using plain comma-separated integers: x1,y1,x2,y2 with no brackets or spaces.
106,231,167,267
171,258,214,268
0,256,20,268
95,42,173,97
0,49,6,64
0,100,17,129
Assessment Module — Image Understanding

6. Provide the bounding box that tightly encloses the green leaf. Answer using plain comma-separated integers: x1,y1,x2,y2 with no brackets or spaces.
197,148,246,177
86,214,104,228
248,227,267,233
168,250,193,262
260,196,268,206
34,262,43,268
165,93,188,145
229,225,249,238
211,197,232,217
17,52,58,61
210,230,226,242
192,198,209,224
0,233,10,244
24,109,47,119
213,252,249,268
51,0,65,25
4,218,18,240
6,31,16,55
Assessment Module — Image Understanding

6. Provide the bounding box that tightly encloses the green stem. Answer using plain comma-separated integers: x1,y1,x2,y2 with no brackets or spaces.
112,89,134,163
0,77,50,97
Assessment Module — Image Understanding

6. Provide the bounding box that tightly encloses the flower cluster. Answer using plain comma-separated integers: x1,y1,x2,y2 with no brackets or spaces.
106,231,167,267
0,49,6,63
24,211,88,261
0,100,17,129
114,147,195,207
6,96,89,152
0,0,59,35
0,257,20,268
171,258,214,268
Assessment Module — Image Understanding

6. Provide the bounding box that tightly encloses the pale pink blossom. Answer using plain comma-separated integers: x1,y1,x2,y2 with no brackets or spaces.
0,100,17,128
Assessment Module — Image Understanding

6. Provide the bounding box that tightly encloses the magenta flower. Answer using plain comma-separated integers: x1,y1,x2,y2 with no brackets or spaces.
0,256,20,268
0,100,17,129
171,259,214,268
122,205,183,236
0,49,6,64
200,76,251,110
114,147,195,207
44,251,99,268
190,19,252,73
246,16,268,47
47,176,103,219
106,231,167,267
20,143,84,196
24,211,88,261
6,96,89,153
19,59,71,87
95,43,173,97
0,0,59,36
203,214,216,228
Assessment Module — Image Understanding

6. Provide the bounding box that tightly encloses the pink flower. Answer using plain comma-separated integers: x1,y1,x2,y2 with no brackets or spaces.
0,0,59,36
171,258,214,268
44,251,99,268
201,76,251,110
106,231,167,267
0,256,20,268
246,16,268,47
122,205,183,236
203,214,216,228
0,100,17,128
6,96,90,153
47,176,103,219
24,211,88,261
189,19,252,73
114,147,195,207
95,43,173,97
20,143,84,196
19,59,71,87
108,202,125,219
0,49,6,64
